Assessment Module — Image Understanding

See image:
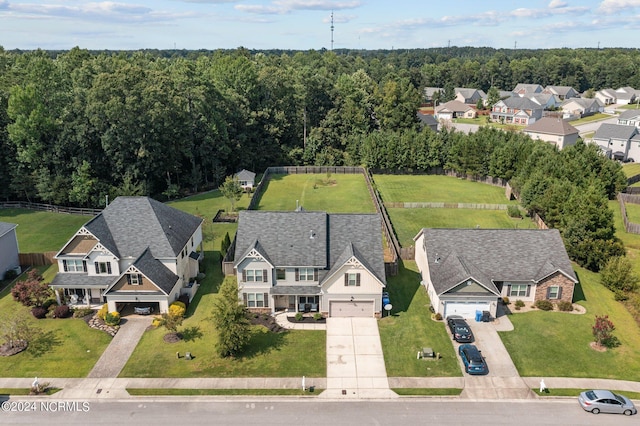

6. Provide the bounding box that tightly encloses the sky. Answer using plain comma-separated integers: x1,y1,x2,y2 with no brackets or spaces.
1,0,639,51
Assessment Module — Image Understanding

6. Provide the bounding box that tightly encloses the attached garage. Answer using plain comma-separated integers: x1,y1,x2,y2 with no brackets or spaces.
443,302,490,319
329,300,374,317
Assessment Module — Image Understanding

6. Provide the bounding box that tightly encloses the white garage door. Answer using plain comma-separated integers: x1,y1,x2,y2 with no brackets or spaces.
330,301,373,317
444,302,490,319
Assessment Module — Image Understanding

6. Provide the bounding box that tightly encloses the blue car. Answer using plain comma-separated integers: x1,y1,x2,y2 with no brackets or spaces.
458,344,488,375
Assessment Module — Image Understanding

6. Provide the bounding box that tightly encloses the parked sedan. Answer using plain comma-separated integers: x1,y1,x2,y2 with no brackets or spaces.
458,344,488,375
446,315,474,343
578,390,637,415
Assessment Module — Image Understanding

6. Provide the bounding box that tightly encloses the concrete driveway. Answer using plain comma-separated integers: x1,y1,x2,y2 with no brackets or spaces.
322,317,396,399
451,318,534,399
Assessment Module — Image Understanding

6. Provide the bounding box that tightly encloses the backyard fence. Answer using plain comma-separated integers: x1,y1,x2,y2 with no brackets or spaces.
19,252,57,266
385,202,510,210
0,201,102,216
618,193,640,234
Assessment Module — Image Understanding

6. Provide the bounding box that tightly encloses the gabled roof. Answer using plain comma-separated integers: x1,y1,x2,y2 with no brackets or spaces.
82,196,203,260
104,247,179,295
499,96,543,110
513,83,543,94
544,85,576,97
593,123,638,141
618,109,640,121
523,93,555,106
524,117,579,136
236,169,256,181
0,222,18,239
416,112,438,126
233,211,386,285
561,97,602,109
415,228,577,295
455,87,486,101
597,88,617,98
437,100,473,113
424,87,442,98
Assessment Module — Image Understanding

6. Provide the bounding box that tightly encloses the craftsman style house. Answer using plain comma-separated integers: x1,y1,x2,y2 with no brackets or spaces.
490,97,544,125
414,229,577,319
233,210,386,317
50,197,204,314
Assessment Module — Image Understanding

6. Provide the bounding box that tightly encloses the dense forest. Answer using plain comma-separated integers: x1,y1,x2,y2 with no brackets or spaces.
0,46,636,271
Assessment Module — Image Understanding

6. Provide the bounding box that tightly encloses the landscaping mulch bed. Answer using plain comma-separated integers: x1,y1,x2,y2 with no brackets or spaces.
0,340,27,357
163,332,182,343
247,313,287,333
286,316,326,324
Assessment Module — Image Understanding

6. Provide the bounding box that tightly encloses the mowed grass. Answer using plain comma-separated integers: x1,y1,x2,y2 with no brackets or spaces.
500,264,640,380
373,175,514,204
0,267,112,377
624,202,640,223
257,174,375,213
622,162,640,178
0,209,89,252
167,189,251,216
609,200,640,279
387,208,537,247
378,261,462,377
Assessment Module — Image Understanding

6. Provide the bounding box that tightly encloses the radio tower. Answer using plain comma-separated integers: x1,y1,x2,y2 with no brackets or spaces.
330,10,334,51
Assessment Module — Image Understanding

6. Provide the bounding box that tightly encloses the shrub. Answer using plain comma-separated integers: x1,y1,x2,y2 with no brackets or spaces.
104,311,121,326
46,304,57,318
614,290,628,301
557,301,573,312
171,300,186,310
11,269,51,307
177,294,190,310
31,306,47,319
168,303,186,318
295,312,304,321
151,317,162,328
3,269,18,281
54,304,71,318
507,205,522,219
502,297,510,305
42,299,57,310
535,300,554,311
514,300,525,310
313,313,323,321
73,308,94,318
97,304,108,320
593,315,620,348
434,312,443,321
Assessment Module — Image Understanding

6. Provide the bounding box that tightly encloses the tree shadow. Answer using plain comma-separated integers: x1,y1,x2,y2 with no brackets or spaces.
386,261,423,314
572,271,587,303
179,326,203,342
27,330,61,358
240,329,288,359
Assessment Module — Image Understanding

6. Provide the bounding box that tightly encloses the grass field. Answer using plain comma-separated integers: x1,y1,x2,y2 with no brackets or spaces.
622,162,640,178
0,209,89,253
379,261,462,377
568,113,611,125
624,203,640,223
257,174,375,213
500,264,640,381
387,208,537,247
0,267,112,377
373,175,514,204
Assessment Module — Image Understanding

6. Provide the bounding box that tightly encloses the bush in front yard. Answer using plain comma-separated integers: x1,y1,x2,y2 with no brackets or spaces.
313,313,323,321
502,297,510,305
557,301,573,312
31,306,47,319
97,304,108,320
535,300,554,311
295,312,304,321
53,304,72,318
514,300,525,310
73,308,94,318
104,311,121,326
507,205,522,218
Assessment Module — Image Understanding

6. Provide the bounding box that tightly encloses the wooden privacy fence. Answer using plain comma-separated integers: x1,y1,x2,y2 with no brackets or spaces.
618,193,640,234
385,202,510,210
0,201,102,216
19,252,57,266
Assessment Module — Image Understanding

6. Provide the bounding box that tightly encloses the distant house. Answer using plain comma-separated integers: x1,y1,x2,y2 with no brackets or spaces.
523,92,558,109
50,197,204,313
543,85,579,101
414,228,577,319
416,112,438,132
523,117,580,150
454,88,487,105
513,83,544,96
490,97,543,125
595,88,617,105
235,169,256,190
617,109,640,129
435,100,477,120
424,87,442,102
0,222,20,280
233,210,386,317
614,87,637,105
592,123,640,161
560,98,603,119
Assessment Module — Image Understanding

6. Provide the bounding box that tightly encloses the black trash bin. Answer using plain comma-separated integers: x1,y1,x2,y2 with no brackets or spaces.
481,311,490,322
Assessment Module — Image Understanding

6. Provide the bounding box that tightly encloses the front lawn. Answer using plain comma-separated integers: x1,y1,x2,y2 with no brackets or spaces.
378,261,462,377
499,264,640,381
0,209,89,252
257,174,375,213
373,175,514,204
0,268,112,377
387,208,537,247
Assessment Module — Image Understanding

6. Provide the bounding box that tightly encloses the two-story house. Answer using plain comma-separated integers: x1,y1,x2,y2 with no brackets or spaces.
233,210,386,318
50,197,204,314
617,110,640,129
543,85,579,101
490,97,544,125
523,117,580,150
592,123,640,161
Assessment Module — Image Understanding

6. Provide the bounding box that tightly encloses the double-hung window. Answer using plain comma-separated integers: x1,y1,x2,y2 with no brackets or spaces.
509,284,528,298
548,286,560,299
95,261,112,275
345,273,361,286
63,259,86,273
297,268,316,281
243,269,267,282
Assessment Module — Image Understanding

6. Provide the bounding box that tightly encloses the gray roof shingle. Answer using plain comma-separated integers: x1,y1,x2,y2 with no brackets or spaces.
593,123,638,141
0,222,18,239
418,228,576,295
130,247,179,294
236,169,256,181
524,117,579,136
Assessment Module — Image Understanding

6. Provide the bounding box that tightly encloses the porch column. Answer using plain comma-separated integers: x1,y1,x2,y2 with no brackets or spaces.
54,288,61,305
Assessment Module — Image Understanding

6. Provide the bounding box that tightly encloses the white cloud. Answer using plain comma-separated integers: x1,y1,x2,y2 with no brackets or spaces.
548,0,567,8
598,0,640,14
235,0,361,15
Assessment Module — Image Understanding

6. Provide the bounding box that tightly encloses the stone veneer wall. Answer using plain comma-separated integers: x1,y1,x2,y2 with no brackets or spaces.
534,272,575,303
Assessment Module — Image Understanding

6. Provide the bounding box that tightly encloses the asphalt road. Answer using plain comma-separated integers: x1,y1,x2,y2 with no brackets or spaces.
1,398,636,425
